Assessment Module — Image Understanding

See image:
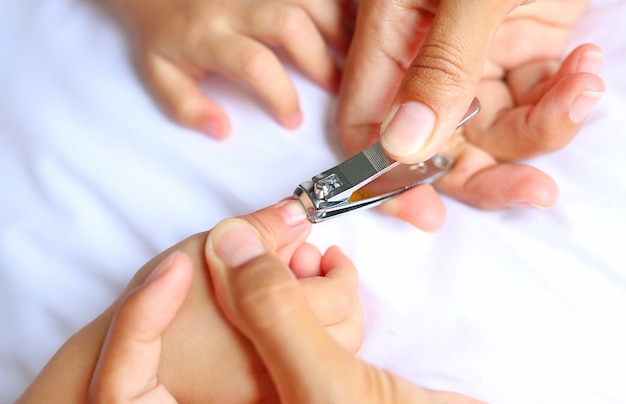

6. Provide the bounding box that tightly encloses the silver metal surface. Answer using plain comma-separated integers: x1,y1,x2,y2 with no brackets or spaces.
294,98,480,222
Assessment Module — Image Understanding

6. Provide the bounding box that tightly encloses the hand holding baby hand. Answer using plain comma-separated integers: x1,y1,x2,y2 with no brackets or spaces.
89,200,363,403
89,202,481,404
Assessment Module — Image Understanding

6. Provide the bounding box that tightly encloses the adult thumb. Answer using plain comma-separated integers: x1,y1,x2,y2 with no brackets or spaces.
205,218,354,403
381,0,520,164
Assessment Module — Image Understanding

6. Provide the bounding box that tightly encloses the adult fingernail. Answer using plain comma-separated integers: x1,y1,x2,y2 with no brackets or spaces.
578,50,603,74
381,102,435,157
213,220,266,268
274,199,308,226
569,90,604,124
511,201,552,209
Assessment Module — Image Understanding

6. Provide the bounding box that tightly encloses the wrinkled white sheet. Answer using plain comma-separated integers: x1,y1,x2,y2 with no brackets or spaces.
1,0,625,402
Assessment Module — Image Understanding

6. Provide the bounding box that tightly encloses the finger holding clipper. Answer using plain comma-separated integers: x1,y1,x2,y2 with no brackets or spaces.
380,0,524,164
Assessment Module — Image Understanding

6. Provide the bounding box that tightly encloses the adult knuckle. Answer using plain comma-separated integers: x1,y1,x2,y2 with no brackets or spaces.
234,274,300,330
409,40,476,96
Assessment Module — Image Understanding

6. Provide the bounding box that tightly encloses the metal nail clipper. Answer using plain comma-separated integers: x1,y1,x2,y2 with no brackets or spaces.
294,98,480,223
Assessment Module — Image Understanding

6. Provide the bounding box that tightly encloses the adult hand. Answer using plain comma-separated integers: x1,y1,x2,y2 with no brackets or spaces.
106,0,353,137
19,200,363,403
84,200,484,403
205,215,484,403
336,0,604,229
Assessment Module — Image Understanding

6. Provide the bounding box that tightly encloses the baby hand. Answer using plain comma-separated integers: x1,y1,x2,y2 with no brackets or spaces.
107,0,352,137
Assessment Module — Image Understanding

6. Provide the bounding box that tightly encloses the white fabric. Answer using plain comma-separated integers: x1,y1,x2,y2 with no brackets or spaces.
1,0,625,402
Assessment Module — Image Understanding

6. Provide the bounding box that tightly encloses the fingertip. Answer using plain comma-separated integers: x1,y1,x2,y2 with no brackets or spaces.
217,38,303,130
576,47,603,75
324,245,346,260
290,242,323,278
273,198,310,227
459,164,558,211
143,251,178,285
320,245,356,278
145,250,194,305
512,173,558,209
175,101,231,139
199,114,231,139
278,111,304,130
143,55,232,138
228,199,311,270
208,199,310,273
381,98,480,164
551,46,606,126
558,43,603,76
546,72,606,127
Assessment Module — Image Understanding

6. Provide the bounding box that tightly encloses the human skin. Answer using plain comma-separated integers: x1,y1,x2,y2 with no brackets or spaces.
105,0,605,231
105,0,354,137
204,216,485,403
17,200,363,403
336,0,604,229
24,201,484,403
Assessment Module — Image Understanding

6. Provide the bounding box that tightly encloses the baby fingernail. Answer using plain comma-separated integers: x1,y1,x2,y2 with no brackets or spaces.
275,199,308,226
569,90,604,124
213,220,266,268
381,102,435,157
511,201,552,209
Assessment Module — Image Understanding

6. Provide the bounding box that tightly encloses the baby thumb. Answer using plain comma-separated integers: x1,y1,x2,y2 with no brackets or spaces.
206,218,352,402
